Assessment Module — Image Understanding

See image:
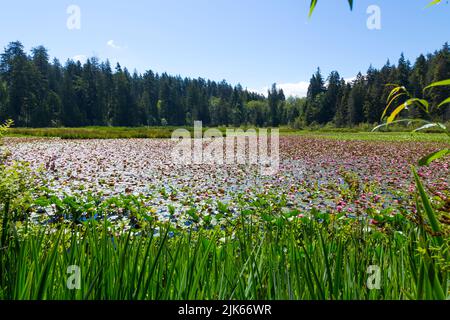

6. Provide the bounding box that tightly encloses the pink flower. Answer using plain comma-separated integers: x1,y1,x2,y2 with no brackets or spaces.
338,200,347,206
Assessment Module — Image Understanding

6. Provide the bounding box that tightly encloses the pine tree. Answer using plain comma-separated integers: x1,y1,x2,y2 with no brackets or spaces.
268,83,280,127
1,41,448,128
61,60,83,126
113,65,137,126
0,41,35,126
143,70,159,125
321,71,341,124
429,43,450,121
348,73,366,125
307,68,326,99
335,82,351,127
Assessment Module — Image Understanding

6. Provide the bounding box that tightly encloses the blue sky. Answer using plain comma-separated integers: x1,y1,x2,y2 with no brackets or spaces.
0,0,449,96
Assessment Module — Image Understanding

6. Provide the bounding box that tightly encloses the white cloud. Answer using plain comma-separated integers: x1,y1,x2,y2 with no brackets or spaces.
249,81,309,98
107,40,122,49
344,76,357,83
278,81,310,98
72,55,87,63
250,77,358,98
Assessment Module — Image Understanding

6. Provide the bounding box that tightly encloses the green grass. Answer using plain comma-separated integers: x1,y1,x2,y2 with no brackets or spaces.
0,186,448,300
7,126,177,139
0,212,446,300
1,126,448,300
6,126,449,142
286,131,450,143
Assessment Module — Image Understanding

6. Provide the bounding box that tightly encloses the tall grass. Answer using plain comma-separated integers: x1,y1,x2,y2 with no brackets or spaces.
7,127,178,139
0,211,447,300
6,126,449,142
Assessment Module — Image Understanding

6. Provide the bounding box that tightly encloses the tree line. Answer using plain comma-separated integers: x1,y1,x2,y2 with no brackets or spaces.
0,41,449,128
299,43,450,128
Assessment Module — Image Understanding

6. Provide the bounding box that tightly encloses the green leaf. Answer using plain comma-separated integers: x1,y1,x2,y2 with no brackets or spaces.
426,0,442,8
424,79,450,91
309,0,353,18
386,86,404,104
413,123,446,132
308,0,318,18
419,149,450,166
387,103,407,123
387,99,428,123
381,92,406,120
372,119,429,132
437,97,450,108
412,167,442,245
348,0,354,10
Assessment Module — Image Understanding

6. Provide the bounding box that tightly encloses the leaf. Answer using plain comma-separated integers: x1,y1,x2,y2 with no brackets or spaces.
418,149,450,166
309,0,353,18
387,99,428,123
413,123,446,132
308,0,318,18
0,119,14,136
412,167,443,246
437,97,450,108
413,124,436,132
424,79,450,91
348,0,354,10
385,83,401,87
372,119,429,132
409,98,429,113
386,86,405,104
426,0,442,8
381,92,406,120
387,103,407,123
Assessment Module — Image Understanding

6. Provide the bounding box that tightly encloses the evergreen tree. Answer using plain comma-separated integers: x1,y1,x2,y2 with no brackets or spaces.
143,70,159,125
348,73,366,125
0,41,35,126
61,60,83,126
307,68,326,99
113,65,137,126
335,82,351,127
268,83,281,127
429,43,450,121
0,41,448,128
321,71,341,124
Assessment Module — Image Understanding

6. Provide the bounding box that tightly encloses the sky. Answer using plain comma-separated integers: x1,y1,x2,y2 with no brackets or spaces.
0,0,449,97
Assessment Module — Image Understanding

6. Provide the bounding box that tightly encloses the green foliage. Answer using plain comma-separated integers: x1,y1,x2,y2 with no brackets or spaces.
0,161,36,278
376,79,450,164
5,126,450,142
411,168,448,299
309,0,353,17
7,126,178,139
298,46,449,128
419,149,450,166
1,40,448,129
309,0,441,17
0,195,448,300
0,161,35,211
427,0,444,8
0,119,13,140
373,77,449,300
